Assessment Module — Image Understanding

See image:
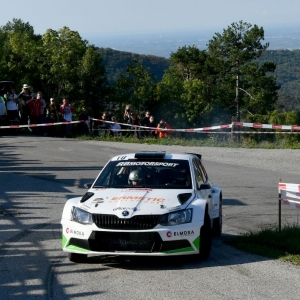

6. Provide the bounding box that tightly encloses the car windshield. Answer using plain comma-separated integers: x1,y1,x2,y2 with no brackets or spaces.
93,159,192,189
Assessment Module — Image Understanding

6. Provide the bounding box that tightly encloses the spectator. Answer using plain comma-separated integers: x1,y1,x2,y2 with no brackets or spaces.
48,98,59,121
123,104,133,123
78,106,90,135
37,92,46,134
28,93,43,133
123,104,133,136
5,89,19,123
148,115,157,138
155,119,172,138
18,84,32,125
38,92,46,118
101,111,111,135
0,94,8,128
110,116,121,137
131,111,141,139
60,98,75,137
141,110,151,137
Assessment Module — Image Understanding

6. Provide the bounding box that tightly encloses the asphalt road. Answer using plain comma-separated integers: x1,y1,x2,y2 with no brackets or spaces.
1,135,300,300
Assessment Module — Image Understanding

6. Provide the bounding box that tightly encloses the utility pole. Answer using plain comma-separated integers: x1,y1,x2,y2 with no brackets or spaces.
235,73,240,142
236,74,240,122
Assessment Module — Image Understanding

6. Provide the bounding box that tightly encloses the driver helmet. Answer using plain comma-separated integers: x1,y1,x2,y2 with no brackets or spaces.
128,169,144,185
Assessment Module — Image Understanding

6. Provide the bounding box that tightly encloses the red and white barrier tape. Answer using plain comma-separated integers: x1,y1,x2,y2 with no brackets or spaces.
232,131,300,134
91,118,232,132
278,183,300,192
0,120,83,129
279,199,300,209
1,118,300,134
278,183,300,210
233,122,300,131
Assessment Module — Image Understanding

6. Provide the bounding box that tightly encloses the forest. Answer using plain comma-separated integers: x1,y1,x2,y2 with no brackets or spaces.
1,19,300,131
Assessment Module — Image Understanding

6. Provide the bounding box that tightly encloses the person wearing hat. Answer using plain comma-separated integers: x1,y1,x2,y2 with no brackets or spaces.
18,84,32,125
48,98,59,122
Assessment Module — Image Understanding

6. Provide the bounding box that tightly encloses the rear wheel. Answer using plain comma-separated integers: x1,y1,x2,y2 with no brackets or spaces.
212,198,222,237
68,252,88,263
199,211,212,260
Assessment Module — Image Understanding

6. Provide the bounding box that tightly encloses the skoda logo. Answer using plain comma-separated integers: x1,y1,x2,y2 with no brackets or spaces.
122,210,130,216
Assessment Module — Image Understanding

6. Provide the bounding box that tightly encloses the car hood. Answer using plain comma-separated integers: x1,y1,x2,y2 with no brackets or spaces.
79,188,194,217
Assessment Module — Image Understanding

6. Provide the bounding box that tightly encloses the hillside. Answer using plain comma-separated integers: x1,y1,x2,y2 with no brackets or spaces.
96,47,170,83
260,50,300,110
98,48,300,111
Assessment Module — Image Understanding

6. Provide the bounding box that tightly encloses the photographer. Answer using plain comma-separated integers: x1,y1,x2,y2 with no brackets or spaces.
123,104,133,136
156,119,172,138
18,84,32,125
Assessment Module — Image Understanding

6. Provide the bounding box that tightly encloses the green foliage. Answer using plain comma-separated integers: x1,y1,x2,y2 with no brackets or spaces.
112,60,157,116
0,19,107,117
207,21,279,120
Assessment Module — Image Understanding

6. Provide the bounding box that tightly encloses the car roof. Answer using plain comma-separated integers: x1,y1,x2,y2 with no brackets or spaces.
110,152,201,161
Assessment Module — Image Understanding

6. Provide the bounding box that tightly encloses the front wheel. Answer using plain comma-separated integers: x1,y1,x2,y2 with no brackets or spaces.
212,198,222,237
199,211,212,260
68,252,88,263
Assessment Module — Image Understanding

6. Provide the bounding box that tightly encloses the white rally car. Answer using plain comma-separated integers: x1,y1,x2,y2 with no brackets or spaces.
61,152,222,262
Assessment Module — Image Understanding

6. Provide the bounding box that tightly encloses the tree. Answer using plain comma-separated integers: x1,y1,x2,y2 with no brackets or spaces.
208,21,279,121
0,18,41,85
113,60,156,114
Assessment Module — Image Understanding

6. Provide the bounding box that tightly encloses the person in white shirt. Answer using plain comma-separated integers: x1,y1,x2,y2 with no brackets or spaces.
5,89,19,121
110,116,121,137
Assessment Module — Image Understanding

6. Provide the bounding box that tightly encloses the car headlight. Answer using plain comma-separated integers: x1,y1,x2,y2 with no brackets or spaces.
71,207,93,224
159,209,193,226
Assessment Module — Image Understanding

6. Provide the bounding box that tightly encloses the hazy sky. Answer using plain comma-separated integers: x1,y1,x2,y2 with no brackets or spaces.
2,0,300,38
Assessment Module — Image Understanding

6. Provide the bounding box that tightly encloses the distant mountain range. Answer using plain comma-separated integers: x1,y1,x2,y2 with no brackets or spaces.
88,25,300,58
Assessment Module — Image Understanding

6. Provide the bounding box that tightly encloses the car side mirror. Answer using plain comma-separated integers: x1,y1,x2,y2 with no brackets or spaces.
199,183,211,190
84,183,92,189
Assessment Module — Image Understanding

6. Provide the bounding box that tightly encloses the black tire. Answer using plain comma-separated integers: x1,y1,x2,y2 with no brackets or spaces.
212,198,222,237
199,211,212,260
68,252,88,263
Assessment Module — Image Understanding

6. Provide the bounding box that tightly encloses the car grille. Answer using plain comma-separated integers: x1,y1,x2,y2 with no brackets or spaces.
87,231,192,253
92,214,161,230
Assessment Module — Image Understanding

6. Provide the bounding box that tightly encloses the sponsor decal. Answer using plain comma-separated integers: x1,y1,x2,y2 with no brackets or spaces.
110,196,165,204
92,198,105,203
116,162,179,167
68,229,85,237
166,231,172,238
113,207,140,211
125,188,151,191
117,156,127,160
173,230,195,237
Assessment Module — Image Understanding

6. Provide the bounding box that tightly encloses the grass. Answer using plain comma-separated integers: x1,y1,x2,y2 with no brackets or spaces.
224,224,300,266
77,133,300,149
